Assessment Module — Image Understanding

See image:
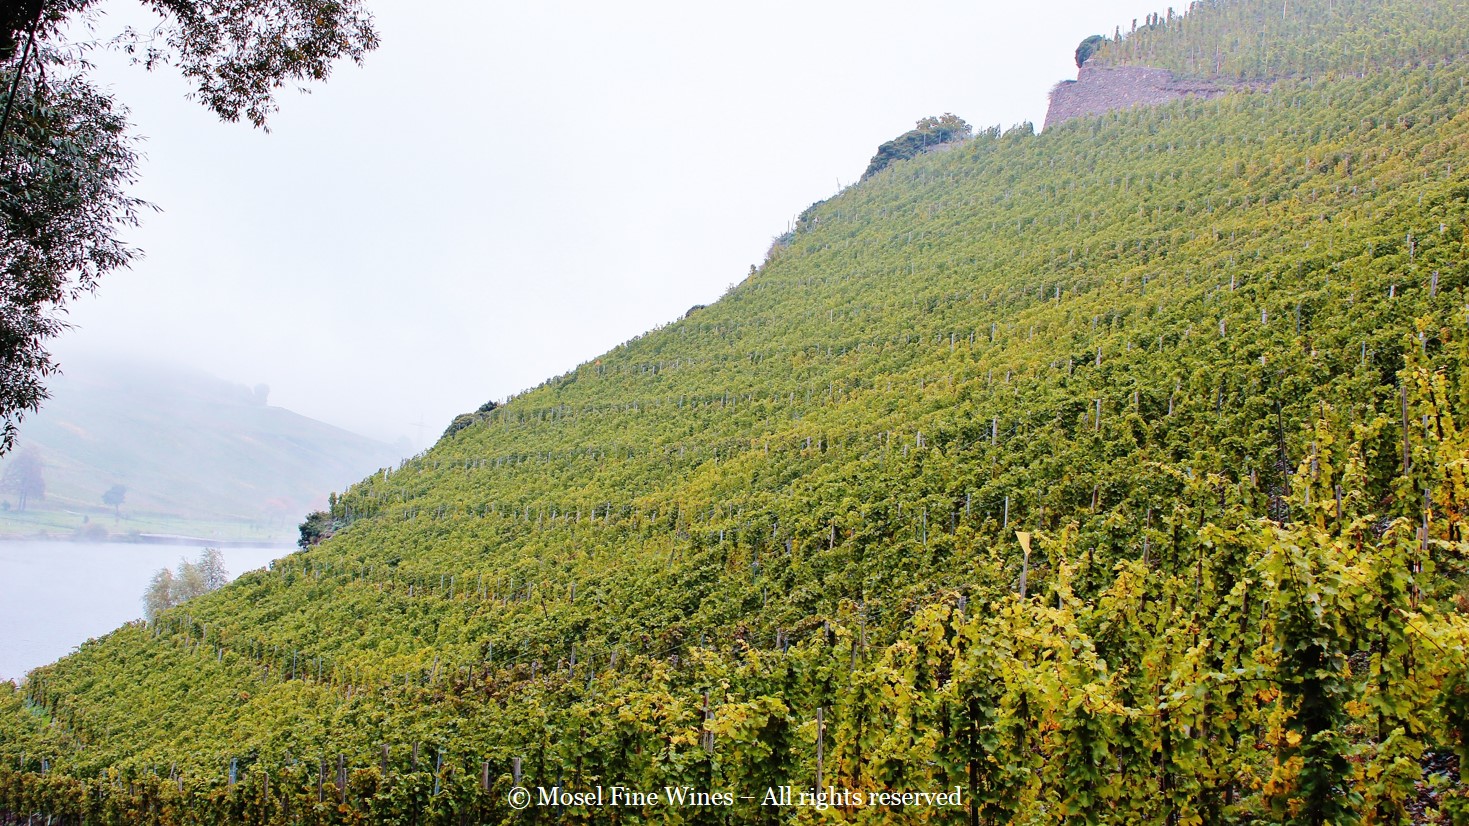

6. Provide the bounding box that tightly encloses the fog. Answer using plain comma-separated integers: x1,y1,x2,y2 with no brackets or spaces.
45,0,1151,450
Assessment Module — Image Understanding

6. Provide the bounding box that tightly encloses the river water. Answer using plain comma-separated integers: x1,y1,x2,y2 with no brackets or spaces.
0,541,290,681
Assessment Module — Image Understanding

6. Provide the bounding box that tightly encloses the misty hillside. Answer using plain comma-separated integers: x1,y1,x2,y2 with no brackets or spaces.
0,357,403,543
3,0,1469,822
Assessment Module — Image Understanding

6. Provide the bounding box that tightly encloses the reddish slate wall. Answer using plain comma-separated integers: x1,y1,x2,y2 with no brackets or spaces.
1044,65,1227,130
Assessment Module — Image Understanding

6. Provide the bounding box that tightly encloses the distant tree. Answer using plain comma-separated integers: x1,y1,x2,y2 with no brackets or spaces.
1,449,44,510
102,483,126,517
142,548,228,619
1075,34,1108,67
197,547,228,591
861,114,973,180
298,510,336,549
174,558,207,602
441,400,501,440
142,568,176,620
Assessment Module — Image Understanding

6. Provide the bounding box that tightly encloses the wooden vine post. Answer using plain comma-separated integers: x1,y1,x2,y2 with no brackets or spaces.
1016,531,1032,599
815,707,825,791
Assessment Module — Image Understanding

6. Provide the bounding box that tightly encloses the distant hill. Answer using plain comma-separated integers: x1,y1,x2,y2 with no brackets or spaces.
0,357,403,543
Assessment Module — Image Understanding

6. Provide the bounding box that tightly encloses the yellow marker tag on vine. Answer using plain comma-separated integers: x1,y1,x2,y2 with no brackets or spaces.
1016,531,1032,554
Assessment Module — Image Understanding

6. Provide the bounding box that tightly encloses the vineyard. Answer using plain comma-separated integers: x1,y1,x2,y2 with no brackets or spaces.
4,0,1469,822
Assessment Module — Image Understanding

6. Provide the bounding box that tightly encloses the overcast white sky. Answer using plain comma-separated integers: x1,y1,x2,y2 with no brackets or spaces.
49,0,1154,450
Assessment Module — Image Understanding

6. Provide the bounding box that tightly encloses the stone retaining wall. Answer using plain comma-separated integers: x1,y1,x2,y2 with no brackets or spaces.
1044,65,1228,130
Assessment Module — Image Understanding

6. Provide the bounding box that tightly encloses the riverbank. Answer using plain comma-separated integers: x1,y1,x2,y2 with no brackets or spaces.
0,507,293,546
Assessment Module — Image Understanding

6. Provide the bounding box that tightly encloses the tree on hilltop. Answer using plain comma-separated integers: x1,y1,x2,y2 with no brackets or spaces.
442,400,501,440
1075,34,1107,67
862,113,973,180
298,510,335,549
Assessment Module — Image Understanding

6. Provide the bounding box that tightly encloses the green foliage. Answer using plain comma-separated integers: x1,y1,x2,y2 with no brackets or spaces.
297,511,335,550
441,400,500,441
860,113,972,180
0,58,143,455
143,548,230,620
141,568,175,622
4,0,381,129
1075,34,1107,68
0,0,378,456
6,1,1469,821
1088,0,1469,82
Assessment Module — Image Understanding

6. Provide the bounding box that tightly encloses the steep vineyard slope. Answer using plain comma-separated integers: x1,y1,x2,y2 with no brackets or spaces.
1089,0,1469,81
1050,0,1469,128
4,1,1469,823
